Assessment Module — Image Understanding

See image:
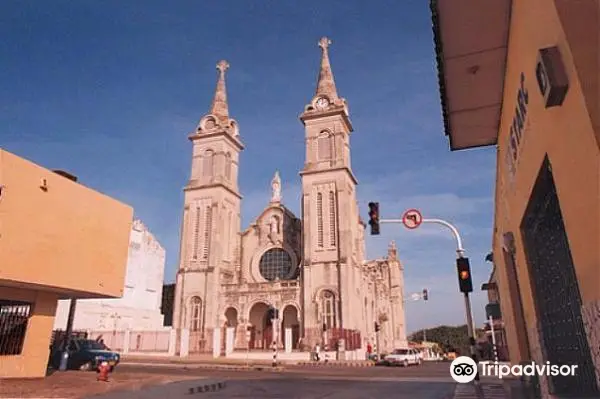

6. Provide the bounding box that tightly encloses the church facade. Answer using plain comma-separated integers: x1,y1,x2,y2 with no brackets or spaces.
172,38,407,354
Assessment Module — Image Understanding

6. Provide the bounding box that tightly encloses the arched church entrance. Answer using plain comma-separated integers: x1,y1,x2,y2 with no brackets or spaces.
248,302,276,350
222,307,238,353
282,305,300,350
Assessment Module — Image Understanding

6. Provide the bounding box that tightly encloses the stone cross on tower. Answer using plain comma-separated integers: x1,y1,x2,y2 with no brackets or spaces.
318,36,331,51
315,37,339,101
210,60,230,122
271,171,282,203
217,60,229,75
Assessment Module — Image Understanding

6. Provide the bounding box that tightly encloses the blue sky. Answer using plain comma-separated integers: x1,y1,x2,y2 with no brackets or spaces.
1,0,497,334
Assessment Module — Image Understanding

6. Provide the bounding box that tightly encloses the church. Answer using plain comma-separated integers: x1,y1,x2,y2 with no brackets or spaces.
172,37,407,356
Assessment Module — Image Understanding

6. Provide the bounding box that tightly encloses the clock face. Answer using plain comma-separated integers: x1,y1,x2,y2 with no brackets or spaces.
315,97,329,109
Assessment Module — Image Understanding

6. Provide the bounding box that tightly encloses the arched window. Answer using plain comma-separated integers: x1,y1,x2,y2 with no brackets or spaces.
328,191,336,247
321,290,336,330
316,193,324,247
190,296,203,331
202,205,212,260
317,131,333,160
224,152,232,180
202,150,214,177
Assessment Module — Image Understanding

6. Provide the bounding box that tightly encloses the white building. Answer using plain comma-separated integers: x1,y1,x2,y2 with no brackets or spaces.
54,219,166,331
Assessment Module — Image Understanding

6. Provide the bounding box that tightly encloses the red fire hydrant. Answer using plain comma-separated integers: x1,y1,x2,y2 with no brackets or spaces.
97,361,110,382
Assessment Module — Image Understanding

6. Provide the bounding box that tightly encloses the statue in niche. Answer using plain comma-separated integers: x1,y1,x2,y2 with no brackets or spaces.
270,216,279,235
271,171,282,203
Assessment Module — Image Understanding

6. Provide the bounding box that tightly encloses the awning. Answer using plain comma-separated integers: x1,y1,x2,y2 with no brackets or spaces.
430,0,511,150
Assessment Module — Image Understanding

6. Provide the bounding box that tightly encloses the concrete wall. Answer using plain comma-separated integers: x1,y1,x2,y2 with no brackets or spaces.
0,149,133,378
0,148,133,298
0,287,58,378
491,0,599,395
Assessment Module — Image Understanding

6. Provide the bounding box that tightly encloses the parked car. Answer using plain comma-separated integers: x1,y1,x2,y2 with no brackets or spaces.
384,348,421,367
49,338,120,371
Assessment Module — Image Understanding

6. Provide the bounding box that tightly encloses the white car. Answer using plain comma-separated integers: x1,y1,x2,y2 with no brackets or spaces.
385,348,422,367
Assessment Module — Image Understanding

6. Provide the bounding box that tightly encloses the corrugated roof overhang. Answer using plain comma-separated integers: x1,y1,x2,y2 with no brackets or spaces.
430,0,512,151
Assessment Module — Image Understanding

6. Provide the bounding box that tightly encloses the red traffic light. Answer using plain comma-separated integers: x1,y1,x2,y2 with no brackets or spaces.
367,202,380,235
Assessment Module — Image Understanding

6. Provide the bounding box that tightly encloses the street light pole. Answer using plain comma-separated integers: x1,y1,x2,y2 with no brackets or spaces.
380,216,479,381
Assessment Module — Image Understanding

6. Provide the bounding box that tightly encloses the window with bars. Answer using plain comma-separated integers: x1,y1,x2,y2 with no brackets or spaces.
329,191,336,247
321,291,336,330
317,131,332,160
202,150,214,177
316,193,324,247
190,297,202,331
0,300,31,356
202,206,212,260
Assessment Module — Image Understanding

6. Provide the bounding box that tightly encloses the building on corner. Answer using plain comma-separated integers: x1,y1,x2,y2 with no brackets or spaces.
430,0,599,397
0,149,133,378
54,219,166,333
172,37,408,357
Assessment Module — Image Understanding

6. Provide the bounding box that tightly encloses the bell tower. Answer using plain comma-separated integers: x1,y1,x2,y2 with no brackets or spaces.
299,37,361,344
173,60,244,336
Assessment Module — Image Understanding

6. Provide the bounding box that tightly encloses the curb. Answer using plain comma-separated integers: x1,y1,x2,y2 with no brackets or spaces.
296,361,376,368
187,381,226,394
188,364,285,372
122,362,284,371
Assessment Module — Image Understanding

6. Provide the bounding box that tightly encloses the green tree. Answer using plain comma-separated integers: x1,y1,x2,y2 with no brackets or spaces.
408,324,484,355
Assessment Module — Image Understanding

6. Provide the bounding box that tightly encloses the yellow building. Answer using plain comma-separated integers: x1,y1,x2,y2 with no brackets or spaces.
431,0,599,397
0,149,133,378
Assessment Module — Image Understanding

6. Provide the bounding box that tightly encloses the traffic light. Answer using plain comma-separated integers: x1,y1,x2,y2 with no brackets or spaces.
456,257,473,293
374,322,380,332
322,323,327,332
368,202,380,235
422,289,428,301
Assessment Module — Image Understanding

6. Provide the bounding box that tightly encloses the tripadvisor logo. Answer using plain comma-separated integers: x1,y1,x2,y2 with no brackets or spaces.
450,356,478,383
481,361,578,379
450,356,579,383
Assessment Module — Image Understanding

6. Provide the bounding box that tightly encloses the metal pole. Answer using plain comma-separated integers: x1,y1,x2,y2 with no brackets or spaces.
489,315,498,362
375,329,380,361
381,216,479,381
59,298,77,371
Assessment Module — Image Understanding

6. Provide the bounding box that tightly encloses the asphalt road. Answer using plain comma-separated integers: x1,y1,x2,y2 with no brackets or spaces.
111,362,457,398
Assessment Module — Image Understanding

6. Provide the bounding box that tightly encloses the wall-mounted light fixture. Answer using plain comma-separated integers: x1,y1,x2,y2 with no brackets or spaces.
536,46,569,108
40,178,48,191
53,170,78,182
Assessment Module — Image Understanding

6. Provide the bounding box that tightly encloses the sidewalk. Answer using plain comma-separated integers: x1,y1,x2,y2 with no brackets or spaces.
122,354,378,370
0,370,199,399
453,382,511,399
